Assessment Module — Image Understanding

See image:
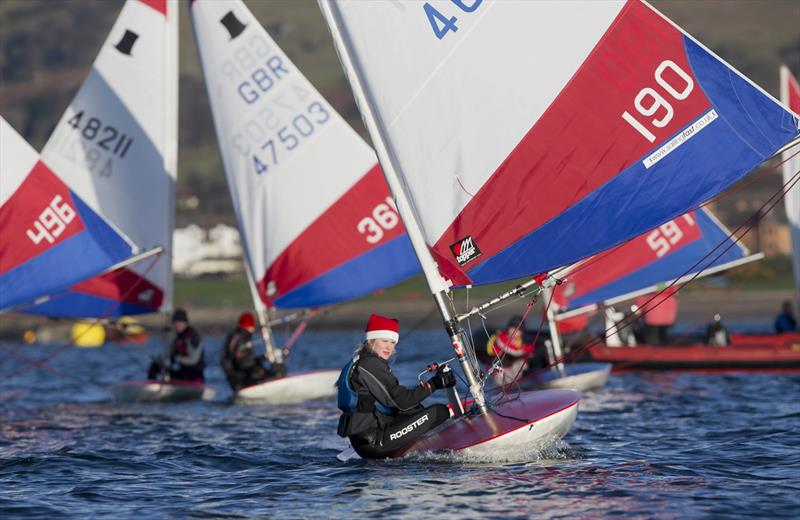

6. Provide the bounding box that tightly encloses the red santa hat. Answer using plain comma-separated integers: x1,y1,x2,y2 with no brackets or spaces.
364,313,399,343
238,311,256,332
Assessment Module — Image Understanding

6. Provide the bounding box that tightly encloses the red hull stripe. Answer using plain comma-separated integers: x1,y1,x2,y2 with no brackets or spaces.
260,164,407,305
432,1,711,283
0,161,86,274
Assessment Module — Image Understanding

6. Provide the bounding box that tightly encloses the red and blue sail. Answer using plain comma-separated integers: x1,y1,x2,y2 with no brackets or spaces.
322,0,800,289
0,119,135,310
14,0,177,318
554,209,755,312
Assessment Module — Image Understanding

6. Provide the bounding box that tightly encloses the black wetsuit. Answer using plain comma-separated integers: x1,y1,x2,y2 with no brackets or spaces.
148,326,205,381
338,350,450,459
221,327,281,391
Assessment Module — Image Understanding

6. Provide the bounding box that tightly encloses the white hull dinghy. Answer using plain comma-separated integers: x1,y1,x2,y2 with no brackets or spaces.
319,0,798,459
235,369,339,404
110,380,216,403
517,363,611,392
189,0,421,397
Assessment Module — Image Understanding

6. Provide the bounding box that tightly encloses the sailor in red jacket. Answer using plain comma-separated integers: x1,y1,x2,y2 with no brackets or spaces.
486,317,535,385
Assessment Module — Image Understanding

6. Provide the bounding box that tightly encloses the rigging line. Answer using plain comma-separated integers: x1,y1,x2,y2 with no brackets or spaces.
552,168,800,367
5,252,163,382
702,146,800,207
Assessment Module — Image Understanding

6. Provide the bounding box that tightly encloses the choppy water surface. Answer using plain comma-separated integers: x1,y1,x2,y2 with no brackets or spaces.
1,328,798,518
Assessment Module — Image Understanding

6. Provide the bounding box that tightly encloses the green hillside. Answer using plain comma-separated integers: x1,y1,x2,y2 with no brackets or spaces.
1,0,798,227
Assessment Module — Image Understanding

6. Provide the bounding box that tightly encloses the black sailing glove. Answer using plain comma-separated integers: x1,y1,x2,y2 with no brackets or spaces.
427,366,456,391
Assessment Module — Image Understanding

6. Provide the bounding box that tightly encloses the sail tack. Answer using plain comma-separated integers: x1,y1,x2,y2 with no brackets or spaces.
554,208,756,312
190,0,419,309
780,66,800,300
320,0,800,288
22,0,178,317
0,118,135,310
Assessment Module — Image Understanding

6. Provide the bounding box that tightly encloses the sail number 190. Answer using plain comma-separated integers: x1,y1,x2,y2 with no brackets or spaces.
622,60,695,143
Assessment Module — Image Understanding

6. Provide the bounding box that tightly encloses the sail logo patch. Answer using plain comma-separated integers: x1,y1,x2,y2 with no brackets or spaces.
450,236,481,266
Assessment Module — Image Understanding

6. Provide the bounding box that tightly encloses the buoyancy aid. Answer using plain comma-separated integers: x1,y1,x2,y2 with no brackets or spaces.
337,354,395,415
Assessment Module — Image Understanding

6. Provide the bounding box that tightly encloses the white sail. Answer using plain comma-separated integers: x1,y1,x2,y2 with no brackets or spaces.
780,65,800,300
37,0,178,315
189,0,419,310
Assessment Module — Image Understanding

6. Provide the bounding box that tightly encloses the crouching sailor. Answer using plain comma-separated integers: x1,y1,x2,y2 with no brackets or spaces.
221,311,285,391
337,314,455,459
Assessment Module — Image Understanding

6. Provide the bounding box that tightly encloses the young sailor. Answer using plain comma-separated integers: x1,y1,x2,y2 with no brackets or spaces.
221,311,284,391
774,301,798,333
337,314,455,459
148,308,205,382
486,316,537,384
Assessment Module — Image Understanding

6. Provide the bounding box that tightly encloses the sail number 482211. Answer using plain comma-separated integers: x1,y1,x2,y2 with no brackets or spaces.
622,60,694,143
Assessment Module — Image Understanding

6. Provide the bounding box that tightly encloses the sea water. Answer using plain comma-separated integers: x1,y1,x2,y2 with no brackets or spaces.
1,328,798,518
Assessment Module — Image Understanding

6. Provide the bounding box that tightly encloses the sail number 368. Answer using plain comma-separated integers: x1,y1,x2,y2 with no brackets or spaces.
358,197,400,244
622,60,694,142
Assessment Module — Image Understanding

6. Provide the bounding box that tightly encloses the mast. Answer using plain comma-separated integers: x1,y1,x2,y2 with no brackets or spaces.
244,263,280,364
162,0,179,315
542,288,566,375
319,0,486,413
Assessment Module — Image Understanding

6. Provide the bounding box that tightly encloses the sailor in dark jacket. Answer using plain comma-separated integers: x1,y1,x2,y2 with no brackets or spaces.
221,311,283,391
337,314,455,459
147,308,205,381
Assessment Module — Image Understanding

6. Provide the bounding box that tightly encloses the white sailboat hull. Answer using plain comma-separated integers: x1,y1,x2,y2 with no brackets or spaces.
524,362,612,391
398,389,580,459
234,369,339,404
110,380,216,403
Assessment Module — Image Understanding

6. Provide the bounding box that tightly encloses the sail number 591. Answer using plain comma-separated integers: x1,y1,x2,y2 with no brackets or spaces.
622,60,694,143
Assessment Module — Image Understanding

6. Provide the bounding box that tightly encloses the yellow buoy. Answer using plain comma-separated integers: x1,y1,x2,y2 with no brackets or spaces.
71,321,105,348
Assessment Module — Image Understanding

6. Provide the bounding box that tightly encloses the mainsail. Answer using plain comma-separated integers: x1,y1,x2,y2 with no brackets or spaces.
22,0,178,317
0,117,136,310
554,208,761,314
189,0,419,310
320,0,800,289
780,65,800,301
319,0,800,411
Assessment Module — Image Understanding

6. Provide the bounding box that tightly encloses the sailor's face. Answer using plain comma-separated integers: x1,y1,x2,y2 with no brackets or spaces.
372,338,397,360
173,320,187,333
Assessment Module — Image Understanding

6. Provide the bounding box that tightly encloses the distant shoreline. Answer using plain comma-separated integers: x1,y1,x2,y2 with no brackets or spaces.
2,288,794,342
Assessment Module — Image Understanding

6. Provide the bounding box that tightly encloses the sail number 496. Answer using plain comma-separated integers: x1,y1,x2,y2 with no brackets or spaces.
622,60,694,142
27,195,76,245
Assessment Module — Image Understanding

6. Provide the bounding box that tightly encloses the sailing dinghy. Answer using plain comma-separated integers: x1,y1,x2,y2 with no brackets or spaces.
6,0,206,401
319,0,800,458
549,207,793,372
189,0,420,404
